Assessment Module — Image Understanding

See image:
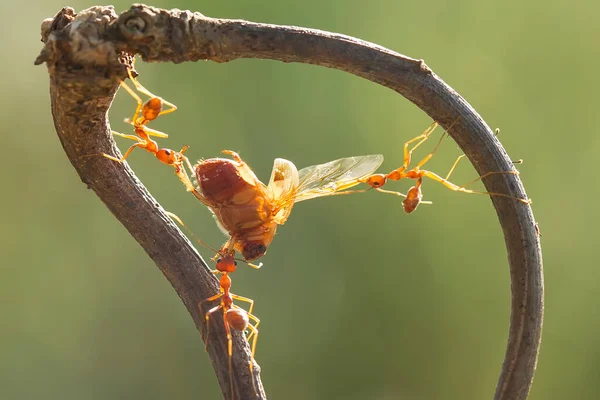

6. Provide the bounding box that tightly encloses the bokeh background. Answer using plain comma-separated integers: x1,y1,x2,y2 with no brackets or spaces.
2,0,597,399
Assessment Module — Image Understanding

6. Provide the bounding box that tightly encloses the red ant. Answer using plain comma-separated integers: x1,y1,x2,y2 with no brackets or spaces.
167,213,261,398
200,250,260,398
361,121,531,213
103,70,188,169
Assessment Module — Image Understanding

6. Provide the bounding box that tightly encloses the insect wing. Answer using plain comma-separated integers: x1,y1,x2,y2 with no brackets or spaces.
293,155,384,203
267,158,300,224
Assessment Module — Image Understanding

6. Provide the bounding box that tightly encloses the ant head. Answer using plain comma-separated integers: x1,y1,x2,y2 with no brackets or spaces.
216,253,237,273
156,149,178,166
365,174,386,188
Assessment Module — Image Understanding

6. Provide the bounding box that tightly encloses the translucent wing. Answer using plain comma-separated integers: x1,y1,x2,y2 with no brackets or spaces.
293,154,384,203
266,158,300,224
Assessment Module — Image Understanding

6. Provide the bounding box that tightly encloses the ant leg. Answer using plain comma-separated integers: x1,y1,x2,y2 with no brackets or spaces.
118,80,144,124
308,187,373,198
228,308,260,397
410,118,462,171
443,152,522,183
412,125,452,170
420,170,531,203
221,151,258,183
129,75,178,117
445,155,466,180
111,131,143,142
223,319,235,400
173,156,211,207
386,122,438,180
375,188,407,198
200,291,224,306
202,301,224,350
243,313,261,343
407,121,439,152
353,178,410,200
231,294,255,316
221,150,258,180
221,149,240,158
103,142,145,163
165,211,185,226
139,126,169,139
458,170,524,190
244,320,260,396
181,150,197,178
175,156,196,192
245,314,260,346
165,211,230,262
246,262,263,270
372,187,433,205
402,121,439,168
123,120,169,139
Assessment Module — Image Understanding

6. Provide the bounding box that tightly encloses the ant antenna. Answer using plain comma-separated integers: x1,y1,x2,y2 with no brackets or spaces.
164,211,222,255
494,128,524,165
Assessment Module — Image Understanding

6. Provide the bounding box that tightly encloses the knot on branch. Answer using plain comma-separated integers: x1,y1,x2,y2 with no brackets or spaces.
116,4,218,63
35,5,127,76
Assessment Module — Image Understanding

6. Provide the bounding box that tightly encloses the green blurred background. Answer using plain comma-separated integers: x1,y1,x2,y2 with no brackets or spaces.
2,0,597,399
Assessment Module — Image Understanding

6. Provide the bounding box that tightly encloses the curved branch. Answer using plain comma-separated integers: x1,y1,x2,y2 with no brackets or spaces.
35,6,263,400
36,4,543,400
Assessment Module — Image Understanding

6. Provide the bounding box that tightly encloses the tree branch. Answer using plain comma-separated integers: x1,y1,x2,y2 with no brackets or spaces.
36,4,543,400
35,6,263,400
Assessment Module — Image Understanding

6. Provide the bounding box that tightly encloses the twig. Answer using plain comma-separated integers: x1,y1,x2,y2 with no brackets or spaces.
36,4,543,400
